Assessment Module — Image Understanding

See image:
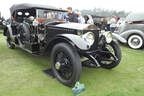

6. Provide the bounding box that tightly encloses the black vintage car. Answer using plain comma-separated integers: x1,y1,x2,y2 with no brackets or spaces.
3,3,122,87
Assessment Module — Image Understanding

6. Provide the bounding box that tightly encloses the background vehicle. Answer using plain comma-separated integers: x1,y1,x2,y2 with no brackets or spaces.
118,13,144,49
3,3,122,87
93,16,127,44
0,17,5,29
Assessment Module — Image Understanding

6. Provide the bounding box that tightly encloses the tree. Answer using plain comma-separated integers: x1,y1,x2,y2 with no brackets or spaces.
75,8,129,18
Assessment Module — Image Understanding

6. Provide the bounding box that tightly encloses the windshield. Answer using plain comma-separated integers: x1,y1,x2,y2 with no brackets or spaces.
37,9,67,22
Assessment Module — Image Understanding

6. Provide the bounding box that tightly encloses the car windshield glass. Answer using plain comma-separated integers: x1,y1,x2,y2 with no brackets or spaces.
37,9,67,22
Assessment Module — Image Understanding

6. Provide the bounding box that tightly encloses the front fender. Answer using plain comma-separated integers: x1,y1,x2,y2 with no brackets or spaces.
120,29,144,40
112,33,127,44
58,34,91,50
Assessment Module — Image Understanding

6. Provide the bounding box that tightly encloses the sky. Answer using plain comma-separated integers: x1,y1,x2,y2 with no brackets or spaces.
0,0,144,18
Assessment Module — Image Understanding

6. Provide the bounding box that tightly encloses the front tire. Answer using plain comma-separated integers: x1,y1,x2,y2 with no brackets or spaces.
128,34,144,49
51,43,82,87
100,41,121,69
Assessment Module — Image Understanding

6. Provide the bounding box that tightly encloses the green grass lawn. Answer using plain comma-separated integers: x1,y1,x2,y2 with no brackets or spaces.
0,31,144,96
0,29,3,34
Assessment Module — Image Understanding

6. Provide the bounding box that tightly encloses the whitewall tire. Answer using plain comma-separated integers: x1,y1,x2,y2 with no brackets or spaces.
128,35,144,49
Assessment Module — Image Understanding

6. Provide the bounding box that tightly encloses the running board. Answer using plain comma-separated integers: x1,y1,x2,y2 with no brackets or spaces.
19,46,40,55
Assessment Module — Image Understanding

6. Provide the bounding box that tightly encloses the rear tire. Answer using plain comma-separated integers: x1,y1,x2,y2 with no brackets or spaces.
128,34,144,49
51,43,82,87
6,30,15,49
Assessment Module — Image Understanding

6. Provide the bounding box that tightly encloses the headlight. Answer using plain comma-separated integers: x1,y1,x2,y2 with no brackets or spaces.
82,32,95,45
77,31,82,36
2,21,6,26
102,31,112,43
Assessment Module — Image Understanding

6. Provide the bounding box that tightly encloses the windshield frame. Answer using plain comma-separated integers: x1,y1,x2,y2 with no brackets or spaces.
36,9,67,23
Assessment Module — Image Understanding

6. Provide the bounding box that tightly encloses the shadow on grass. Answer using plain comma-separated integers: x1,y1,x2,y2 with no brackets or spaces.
12,47,50,70
13,46,120,75
0,29,3,34
11,47,110,78
2,39,131,90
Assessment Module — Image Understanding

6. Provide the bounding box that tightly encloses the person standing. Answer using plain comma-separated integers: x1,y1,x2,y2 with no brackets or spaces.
109,16,116,32
66,7,78,23
55,8,66,20
101,18,109,31
76,12,85,24
84,15,94,24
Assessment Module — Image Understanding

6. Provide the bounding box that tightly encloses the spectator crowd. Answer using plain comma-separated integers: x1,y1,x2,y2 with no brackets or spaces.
66,7,124,32
0,7,124,32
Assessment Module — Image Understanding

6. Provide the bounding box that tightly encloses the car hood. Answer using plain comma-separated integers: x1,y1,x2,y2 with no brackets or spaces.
55,22,91,30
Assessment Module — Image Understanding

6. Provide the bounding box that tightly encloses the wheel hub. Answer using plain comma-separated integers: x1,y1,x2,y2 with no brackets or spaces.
132,38,140,45
55,62,61,70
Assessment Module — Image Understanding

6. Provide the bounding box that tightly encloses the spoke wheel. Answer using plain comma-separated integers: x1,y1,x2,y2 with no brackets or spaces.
55,51,73,80
99,41,121,69
101,44,115,65
51,43,82,87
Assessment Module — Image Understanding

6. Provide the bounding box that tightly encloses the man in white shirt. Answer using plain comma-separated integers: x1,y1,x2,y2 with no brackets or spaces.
109,16,116,32
77,12,85,24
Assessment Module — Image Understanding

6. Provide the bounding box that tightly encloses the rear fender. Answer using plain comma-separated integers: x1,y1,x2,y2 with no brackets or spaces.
3,26,7,36
112,33,127,44
120,29,144,40
3,24,13,37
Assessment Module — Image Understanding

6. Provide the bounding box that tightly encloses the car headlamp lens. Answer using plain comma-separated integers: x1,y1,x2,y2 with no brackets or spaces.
77,31,82,36
103,32,112,43
2,21,6,25
82,32,95,45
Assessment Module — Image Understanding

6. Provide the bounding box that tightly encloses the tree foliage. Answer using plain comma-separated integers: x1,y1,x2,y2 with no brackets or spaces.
75,8,130,17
